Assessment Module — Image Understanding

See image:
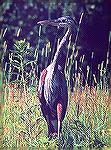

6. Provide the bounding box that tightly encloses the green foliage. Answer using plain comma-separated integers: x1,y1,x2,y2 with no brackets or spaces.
2,85,47,148
4,40,37,86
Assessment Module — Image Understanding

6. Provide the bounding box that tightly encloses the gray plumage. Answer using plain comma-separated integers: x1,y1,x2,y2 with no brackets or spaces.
38,16,77,138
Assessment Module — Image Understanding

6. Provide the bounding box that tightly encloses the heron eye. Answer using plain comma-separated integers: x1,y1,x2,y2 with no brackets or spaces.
62,19,66,23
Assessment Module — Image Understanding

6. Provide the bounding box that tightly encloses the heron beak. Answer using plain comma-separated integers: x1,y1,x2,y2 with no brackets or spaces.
57,103,62,139
37,19,60,26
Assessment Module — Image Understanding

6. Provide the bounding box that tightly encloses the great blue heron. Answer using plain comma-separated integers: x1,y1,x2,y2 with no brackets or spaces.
37,16,78,139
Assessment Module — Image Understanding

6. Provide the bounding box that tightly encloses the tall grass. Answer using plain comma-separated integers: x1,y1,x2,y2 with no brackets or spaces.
0,29,111,149
2,84,58,149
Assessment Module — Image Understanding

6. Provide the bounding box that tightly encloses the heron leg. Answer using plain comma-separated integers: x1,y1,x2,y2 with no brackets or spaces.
40,104,57,137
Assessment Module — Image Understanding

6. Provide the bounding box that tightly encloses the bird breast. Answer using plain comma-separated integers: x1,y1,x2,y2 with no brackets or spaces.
44,64,59,103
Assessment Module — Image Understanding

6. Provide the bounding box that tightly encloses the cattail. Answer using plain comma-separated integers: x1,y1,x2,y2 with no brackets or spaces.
78,73,81,80
67,58,70,67
72,44,75,53
45,43,49,58
3,41,7,52
93,74,97,84
57,38,60,48
81,55,85,63
87,66,90,80
2,27,7,37
100,61,104,77
79,13,84,24
8,53,13,83
106,51,109,68
75,49,78,58
16,28,21,37
75,72,77,79
98,64,100,70
79,56,82,63
75,60,77,71
91,52,94,59
41,47,44,56
47,41,51,49
4,62,7,72
106,51,109,59
38,25,42,37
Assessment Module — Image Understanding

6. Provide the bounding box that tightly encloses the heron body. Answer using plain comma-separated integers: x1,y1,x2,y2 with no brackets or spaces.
38,64,68,137
38,16,77,138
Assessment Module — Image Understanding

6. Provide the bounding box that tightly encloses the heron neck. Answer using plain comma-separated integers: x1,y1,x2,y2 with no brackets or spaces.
52,28,71,69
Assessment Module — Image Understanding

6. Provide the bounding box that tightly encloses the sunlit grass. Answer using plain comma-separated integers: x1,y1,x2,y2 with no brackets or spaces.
1,83,58,149
0,72,111,149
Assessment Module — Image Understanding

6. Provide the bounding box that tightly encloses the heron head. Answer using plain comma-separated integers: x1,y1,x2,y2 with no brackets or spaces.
37,16,78,28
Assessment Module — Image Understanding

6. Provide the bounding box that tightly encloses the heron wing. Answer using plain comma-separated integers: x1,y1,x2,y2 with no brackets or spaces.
44,68,68,114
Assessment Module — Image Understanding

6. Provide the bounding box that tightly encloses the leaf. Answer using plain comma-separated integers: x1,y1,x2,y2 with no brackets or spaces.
11,65,20,70
11,53,22,60
23,61,36,67
9,50,22,57
12,59,20,64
